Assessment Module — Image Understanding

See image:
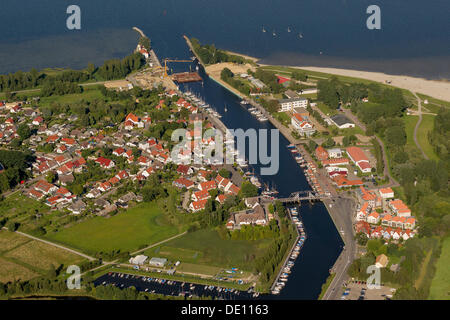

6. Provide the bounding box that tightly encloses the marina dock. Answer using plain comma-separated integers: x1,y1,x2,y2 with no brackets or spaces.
270,206,306,294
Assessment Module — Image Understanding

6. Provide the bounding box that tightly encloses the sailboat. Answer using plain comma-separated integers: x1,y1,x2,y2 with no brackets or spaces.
224,103,228,112
298,33,303,39
262,26,266,33
287,27,291,33
272,30,276,37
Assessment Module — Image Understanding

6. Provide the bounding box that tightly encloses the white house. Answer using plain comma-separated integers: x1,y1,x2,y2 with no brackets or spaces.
327,148,343,159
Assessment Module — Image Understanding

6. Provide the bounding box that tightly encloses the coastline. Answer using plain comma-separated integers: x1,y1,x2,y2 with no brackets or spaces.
214,49,450,102
287,65,450,102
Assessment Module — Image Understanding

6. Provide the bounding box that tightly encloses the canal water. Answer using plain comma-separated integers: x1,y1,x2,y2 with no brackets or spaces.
96,61,344,299
177,64,344,299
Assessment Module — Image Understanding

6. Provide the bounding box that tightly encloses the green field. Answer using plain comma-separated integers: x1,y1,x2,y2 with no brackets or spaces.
162,229,273,270
404,115,418,146
417,114,439,160
38,86,103,107
45,202,180,255
429,237,450,300
0,230,85,283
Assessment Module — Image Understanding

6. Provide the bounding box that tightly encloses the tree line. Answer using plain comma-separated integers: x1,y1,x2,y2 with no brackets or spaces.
190,38,249,65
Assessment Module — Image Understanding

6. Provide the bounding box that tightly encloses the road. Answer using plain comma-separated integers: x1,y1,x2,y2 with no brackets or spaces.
322,196,358,300
412,92,429,160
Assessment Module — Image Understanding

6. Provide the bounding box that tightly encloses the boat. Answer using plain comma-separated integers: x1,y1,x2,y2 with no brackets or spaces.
299,33,303,39
287,144,295,149
272,30,276,37
287,27,291,32
262,26,266,33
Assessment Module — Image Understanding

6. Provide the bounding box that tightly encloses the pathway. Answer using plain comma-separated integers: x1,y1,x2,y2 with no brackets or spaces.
412,92,429,160
131,231,187,255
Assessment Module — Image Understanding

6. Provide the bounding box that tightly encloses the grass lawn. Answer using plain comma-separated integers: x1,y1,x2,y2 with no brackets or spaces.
176,262,223,276
147,245,203,263
38,86,103,108
45,202,179,255
403,115,419,148
274,112,291,127
415,250,432,290
417,114,439,160
317,102,337,116
163,229,273,270
429,237,450,300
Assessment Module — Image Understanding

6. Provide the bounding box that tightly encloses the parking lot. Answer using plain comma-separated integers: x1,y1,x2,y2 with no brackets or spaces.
340,281,396,300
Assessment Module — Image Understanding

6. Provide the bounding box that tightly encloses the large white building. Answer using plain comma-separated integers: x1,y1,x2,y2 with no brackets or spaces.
279,98,308,112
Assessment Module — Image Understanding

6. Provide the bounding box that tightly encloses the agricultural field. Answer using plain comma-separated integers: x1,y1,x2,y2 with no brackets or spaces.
45,202,180,255
0,230,85,283
429,237,450,300
162,229,273,271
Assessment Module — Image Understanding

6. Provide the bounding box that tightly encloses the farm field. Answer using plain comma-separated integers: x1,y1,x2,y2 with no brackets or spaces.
163,229,273,270
45,202,180,255
429,237,450,300
0,230,85,283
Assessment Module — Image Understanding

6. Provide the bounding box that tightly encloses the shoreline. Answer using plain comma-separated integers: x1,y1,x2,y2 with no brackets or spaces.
216,50,450,102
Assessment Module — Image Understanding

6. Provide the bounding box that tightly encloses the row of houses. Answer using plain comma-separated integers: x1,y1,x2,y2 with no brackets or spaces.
355,221,416,241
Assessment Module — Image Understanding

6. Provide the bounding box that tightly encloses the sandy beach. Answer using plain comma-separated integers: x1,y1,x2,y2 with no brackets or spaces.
224,50,450,102
293,66,450,102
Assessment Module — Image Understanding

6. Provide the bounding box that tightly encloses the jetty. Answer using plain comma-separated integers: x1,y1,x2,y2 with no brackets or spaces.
269,206,307,294
172,72,202,83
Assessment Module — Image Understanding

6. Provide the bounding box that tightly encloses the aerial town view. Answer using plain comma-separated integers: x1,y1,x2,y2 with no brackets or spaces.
0,0,448,314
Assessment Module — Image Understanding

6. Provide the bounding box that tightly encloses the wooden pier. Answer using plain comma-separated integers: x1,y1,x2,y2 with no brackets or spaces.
172,72,202,83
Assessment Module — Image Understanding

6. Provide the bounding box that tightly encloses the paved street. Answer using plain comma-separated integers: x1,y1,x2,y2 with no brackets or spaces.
322,196,358,300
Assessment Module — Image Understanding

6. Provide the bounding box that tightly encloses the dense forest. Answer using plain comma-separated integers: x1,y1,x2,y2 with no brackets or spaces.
0,150,34,193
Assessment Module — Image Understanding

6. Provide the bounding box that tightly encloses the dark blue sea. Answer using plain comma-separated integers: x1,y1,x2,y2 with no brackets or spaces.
0,0,449,78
